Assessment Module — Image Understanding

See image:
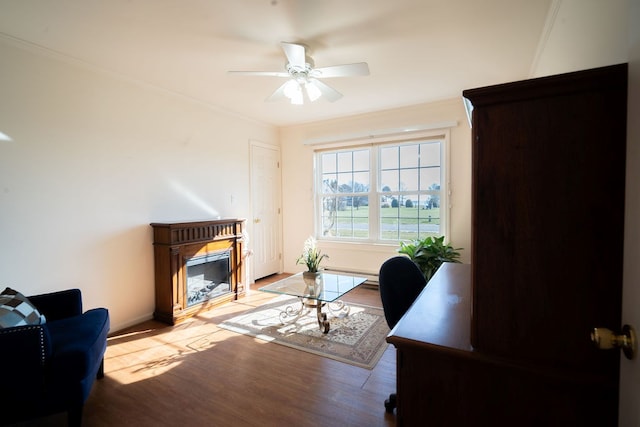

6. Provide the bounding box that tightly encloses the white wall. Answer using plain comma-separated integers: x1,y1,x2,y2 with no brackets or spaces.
531,0,628,76
0,39,277,331
280,98,472,275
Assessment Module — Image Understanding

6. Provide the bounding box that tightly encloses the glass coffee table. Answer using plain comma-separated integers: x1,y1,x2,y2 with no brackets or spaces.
258,272,367,334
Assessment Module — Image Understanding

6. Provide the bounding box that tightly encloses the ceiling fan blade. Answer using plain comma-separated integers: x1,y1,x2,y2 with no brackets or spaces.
312,62,370,78
309,78,343,102
281,42,306,69
227,71,290,78
265,81,289,102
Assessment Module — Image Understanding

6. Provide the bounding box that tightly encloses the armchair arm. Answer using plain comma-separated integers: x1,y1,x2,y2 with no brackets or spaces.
29,288,83,321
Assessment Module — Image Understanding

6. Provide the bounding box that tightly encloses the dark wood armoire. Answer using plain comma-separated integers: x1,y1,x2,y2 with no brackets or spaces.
387,64,627,426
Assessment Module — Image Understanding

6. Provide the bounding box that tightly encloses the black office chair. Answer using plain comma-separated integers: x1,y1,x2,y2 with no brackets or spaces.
379,256,427,413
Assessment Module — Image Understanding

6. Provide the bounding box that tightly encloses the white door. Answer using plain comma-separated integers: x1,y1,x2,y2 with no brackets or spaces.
250,142,282,281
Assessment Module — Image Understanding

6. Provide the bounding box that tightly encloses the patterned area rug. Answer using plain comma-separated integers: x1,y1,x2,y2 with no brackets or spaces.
219,295,390,369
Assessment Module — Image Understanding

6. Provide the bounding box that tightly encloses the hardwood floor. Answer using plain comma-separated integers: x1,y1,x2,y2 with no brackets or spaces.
14,275,397,426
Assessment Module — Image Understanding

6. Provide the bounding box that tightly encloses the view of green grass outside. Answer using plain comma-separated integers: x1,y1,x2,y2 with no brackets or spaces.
327,206,441,240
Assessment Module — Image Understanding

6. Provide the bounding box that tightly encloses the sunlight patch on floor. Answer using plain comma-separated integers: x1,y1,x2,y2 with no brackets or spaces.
103,323,241,384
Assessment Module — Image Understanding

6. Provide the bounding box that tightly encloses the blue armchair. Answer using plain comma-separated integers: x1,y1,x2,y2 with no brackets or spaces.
0,288,109,426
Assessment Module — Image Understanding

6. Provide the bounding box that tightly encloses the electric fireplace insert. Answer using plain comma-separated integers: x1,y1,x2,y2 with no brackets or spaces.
186,250,232,307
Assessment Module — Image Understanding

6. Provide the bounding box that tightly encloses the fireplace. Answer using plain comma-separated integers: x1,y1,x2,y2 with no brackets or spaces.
151,219,245,324
186,250,232,307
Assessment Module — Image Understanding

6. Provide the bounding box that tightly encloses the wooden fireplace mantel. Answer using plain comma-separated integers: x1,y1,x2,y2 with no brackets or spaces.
151,218,246,325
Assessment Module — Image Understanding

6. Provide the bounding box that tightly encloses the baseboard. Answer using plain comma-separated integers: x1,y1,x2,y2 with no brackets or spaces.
323,268,379,287
109,312,154,335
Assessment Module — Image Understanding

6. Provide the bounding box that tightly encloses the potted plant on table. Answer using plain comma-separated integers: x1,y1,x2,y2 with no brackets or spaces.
398,235,462,282
297,236,329,288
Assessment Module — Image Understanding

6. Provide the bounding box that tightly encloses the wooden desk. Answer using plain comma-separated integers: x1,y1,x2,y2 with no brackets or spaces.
387,262,472,354
386,263,615,427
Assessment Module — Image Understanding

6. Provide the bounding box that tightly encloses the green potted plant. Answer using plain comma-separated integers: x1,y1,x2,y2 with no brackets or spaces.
398,236,462,282
297,236,329,288
297,236,329,273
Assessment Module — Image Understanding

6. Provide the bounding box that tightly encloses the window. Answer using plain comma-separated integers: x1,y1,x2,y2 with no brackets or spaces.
319,149,371,239
315,133,447,243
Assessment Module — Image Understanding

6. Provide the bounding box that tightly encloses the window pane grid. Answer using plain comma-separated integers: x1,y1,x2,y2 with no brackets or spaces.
316,138,444,242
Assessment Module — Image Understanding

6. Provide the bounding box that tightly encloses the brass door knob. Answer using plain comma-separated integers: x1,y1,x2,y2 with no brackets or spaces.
591,324,636,360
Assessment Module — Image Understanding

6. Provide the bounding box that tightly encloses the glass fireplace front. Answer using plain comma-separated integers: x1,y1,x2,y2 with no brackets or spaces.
185,250,232,307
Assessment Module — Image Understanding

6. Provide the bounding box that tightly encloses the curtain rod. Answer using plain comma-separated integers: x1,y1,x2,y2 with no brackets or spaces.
302,121,458,146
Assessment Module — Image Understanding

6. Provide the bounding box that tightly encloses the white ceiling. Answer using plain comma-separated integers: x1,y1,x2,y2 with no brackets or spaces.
0,0,553,127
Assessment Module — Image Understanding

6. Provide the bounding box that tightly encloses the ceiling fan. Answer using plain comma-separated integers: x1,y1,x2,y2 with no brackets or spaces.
228,42,369,105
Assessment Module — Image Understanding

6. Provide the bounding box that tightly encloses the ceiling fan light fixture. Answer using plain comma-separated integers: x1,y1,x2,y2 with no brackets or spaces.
305,81,322,102
229,42,368,104
283,79,303,105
